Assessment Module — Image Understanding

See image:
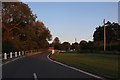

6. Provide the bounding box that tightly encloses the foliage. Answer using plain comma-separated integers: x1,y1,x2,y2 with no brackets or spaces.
93,21,120,42
52,37,61,50
2,2,52,53
93,21,120,51
2,2,36,40
79,40,88,50
61,42,71,51
2,39,16,53
71,42,79,51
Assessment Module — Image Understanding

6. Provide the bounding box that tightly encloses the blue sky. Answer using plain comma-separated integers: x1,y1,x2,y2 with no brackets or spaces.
25,2,118,43
20,0,119,2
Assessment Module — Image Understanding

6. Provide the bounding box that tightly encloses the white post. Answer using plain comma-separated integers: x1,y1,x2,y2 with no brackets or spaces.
15,52,17,57
10,52,12,58
52,50,54,54
22,51,24,55
4,53,7,60
19,51,21,56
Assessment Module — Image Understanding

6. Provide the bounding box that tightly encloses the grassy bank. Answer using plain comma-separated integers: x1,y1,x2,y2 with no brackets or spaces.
50,53,119,79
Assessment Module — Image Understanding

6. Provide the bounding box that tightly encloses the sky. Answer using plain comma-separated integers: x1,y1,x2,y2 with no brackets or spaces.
20,0,119,2
24,2,118,44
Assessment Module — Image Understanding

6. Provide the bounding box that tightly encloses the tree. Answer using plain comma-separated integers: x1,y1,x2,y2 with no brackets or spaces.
93,21,120,51
2,39,16,53
2,2,36,41
71,42,79,51
52,37,61,50
79,40,88,50
93,21,120,42
2,2,52,52
87,41,94,52
61,42,71,51
34,21,52,48
2,2,36,51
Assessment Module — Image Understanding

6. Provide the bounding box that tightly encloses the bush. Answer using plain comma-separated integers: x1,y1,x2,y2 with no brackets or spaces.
2,39,16,53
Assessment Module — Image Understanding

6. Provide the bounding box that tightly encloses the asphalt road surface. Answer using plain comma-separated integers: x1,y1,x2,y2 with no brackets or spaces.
2,51,103,80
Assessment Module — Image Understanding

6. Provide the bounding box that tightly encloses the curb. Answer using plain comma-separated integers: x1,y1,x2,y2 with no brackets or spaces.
47,53,105,80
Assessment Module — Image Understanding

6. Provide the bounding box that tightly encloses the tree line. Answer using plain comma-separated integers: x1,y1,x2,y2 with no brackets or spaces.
51,21,120,52
2,2,52,53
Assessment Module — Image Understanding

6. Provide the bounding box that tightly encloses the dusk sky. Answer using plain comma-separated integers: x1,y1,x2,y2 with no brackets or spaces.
25,2,118,44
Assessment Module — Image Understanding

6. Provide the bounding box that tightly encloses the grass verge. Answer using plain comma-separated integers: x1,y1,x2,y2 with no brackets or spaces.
50,52,119,79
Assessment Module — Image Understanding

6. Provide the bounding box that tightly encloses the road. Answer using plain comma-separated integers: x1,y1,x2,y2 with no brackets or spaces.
2,51,103,79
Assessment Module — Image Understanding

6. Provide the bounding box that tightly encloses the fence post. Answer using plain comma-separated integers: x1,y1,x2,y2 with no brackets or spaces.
22,51,24,55
52,50,55,54
15,52,17,57
10,52,12,58
19,51,21,56
4,53,7,60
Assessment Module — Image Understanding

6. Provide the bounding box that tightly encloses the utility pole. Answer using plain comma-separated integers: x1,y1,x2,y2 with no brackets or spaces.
104,19,106,51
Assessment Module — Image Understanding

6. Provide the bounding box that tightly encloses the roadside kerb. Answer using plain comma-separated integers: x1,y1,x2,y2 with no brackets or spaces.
47,53,105,80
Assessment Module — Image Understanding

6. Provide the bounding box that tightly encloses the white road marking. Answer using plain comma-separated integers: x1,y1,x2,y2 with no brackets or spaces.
47,53,104,80
1,52,41,67
1,56,25,66
33,73,38,80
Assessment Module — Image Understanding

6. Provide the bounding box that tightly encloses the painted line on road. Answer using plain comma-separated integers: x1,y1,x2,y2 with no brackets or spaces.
1,56,25,67
1,52,41,67
47,54,104,80
33,73,38,80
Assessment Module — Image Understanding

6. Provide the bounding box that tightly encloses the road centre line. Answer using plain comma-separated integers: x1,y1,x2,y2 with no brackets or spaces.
33,73,38,80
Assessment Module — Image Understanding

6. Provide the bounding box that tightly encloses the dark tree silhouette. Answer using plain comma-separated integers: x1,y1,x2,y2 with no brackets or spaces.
79,40,88,50
93,21,120,51
71,42,79,51
61,42,71,51
93,21,120,42
52,37,61,50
